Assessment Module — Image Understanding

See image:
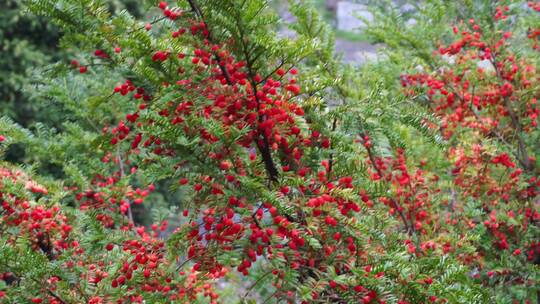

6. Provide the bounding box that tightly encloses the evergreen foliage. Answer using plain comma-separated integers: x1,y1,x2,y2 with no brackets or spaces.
0,1,538,303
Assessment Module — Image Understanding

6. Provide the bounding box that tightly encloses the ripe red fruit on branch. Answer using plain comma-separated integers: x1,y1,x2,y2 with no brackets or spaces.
219,161,232,170
6,2,537,303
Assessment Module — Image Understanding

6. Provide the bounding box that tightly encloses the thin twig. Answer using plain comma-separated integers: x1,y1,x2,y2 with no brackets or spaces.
242,270,273,299
490,54,533,172
117,147,134,224
127,16,168,35
363,136,411,234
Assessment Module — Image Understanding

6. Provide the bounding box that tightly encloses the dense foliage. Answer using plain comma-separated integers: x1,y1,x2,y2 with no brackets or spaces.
0,0,538,303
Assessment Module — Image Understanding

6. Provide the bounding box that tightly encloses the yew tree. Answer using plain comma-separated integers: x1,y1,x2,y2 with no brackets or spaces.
0,0,538,304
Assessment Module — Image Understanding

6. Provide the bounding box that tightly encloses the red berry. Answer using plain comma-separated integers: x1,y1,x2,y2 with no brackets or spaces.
219,161,232,170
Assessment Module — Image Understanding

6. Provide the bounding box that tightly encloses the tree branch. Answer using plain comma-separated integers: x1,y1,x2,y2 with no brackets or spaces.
490,55,534,172
362,135,411,234
117,147,134,224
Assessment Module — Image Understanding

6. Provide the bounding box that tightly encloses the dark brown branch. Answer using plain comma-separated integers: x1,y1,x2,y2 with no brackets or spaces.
27,277,69,304
117,147,134,225
127,16,168,34
327,117,338,178
490,55,534,172
261,58,286,83
235,9,279,182
187,0,278,182
187,0,233,84
255,133,279,182
47,289,68,304
363,135,411,234
242,270,274,300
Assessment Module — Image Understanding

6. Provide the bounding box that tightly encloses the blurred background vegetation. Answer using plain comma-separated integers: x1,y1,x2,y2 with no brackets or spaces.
1,0,146,127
